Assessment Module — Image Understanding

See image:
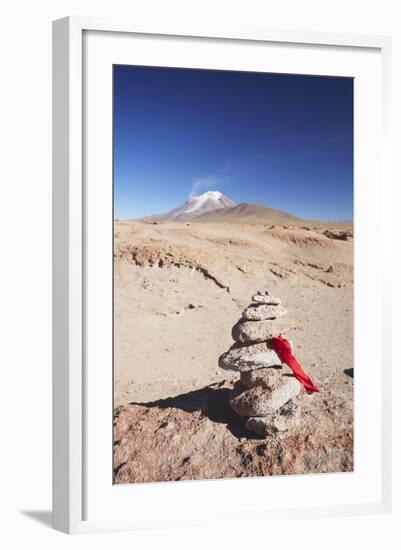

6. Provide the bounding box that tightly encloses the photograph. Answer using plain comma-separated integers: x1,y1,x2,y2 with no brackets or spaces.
112,64,354,484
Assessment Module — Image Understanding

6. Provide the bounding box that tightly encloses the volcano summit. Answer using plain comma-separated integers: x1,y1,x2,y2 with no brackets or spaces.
142,191,236,222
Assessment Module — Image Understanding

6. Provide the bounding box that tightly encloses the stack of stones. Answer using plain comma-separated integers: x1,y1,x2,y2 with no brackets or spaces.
219,291,302,437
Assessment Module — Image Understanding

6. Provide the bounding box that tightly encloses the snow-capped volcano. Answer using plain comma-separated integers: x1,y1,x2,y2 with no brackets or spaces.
143,191,236,222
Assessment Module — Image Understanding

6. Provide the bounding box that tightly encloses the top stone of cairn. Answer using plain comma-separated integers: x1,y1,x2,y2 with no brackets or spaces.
251,290,281,305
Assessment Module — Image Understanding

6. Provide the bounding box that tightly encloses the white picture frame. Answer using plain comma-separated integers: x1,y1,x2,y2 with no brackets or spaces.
52,16,392,534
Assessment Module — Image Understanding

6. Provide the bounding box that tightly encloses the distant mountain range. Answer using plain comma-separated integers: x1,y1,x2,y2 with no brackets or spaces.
194,201,300,224
141,191,301,224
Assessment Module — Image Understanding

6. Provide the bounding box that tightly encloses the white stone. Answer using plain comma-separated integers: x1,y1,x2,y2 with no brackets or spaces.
242,304,287,321
232,319,295,344
229,377,302,416
240,366,282,388
219,341,289,372
251,292,281,305
245,400,301,435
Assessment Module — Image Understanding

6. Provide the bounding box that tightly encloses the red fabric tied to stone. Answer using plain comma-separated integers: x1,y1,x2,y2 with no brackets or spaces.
270,336,320,394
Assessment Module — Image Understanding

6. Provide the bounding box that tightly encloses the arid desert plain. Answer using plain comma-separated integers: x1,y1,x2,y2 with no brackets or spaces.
113,218,353,483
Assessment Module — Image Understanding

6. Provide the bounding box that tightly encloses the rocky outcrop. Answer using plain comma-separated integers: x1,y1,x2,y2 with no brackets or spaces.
323,229,353,241
113,381,353,484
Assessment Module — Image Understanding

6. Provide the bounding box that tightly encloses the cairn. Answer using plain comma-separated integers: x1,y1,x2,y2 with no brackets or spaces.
219,291,302,436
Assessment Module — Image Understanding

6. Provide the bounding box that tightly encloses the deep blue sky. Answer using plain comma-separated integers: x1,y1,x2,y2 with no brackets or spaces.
114,65,353,221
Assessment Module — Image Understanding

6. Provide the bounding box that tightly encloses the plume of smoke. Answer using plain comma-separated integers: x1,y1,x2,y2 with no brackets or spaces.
190,176,218,197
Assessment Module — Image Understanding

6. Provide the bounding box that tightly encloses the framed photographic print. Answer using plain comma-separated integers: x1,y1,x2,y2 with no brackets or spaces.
52,17,392,533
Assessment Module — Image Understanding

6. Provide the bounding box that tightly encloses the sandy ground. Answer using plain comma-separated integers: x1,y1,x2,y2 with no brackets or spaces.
113,220,353,409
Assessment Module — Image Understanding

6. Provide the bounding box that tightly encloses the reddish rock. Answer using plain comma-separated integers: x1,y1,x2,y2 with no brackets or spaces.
114,382,353,484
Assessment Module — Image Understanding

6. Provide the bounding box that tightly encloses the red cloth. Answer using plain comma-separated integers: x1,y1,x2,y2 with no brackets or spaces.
270,336,319,393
